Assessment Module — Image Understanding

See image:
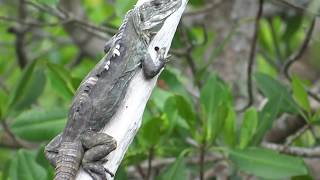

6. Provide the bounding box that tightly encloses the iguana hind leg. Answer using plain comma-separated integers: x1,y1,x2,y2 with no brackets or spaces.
81,131,117,180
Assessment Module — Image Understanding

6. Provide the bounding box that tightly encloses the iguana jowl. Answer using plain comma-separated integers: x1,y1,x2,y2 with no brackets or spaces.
44,0,181,179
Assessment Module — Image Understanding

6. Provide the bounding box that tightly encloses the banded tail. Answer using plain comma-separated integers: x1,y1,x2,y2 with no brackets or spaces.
54,142,83,180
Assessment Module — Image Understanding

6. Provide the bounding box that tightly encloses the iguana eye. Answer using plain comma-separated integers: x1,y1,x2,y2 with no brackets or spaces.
152,0,161,7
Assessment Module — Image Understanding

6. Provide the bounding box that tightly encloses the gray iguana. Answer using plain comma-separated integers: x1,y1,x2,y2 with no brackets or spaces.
44,0,182,179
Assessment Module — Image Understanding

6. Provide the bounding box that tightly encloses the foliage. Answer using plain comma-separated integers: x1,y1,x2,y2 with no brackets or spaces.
0,0,319,179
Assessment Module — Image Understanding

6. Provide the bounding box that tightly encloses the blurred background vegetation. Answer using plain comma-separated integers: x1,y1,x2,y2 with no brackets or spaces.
0,0,320,179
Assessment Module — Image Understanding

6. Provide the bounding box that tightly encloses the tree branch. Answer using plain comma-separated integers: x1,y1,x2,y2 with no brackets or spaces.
76,0,188,179
262,142,320,158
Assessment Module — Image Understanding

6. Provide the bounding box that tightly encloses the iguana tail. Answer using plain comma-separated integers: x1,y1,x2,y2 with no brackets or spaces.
54,142,83,180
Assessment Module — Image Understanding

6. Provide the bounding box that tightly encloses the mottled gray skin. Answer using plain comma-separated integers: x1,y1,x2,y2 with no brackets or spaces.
44,0,181,180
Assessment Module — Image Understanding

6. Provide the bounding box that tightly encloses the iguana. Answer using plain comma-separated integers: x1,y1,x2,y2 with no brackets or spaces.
44,0,181,179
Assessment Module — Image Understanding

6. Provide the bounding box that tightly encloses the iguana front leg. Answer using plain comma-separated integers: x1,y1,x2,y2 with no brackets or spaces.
142,47,167,79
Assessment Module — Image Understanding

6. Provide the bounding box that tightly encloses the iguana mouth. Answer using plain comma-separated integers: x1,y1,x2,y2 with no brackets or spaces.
138,0,182,30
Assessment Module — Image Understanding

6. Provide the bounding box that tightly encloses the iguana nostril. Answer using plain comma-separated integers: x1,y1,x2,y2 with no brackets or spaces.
154,46,160,51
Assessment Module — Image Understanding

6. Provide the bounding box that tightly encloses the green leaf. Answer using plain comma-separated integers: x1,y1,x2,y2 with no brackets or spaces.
159,68,190,100
114,165,128,180
255,72,299,113
259,19,274,56
200,74,231,142
239,108,258,149
229,148,308,179
174,95,196,127
163,96,179,127
162,96,190,139
0,148,12,170
150,88,173,110
157,154,187,180
11,108,67,141
114,0,135,17
7,60,37,113
123,150,148,166
141,117,164,146
223,106,237,147
256,55,278,78
252,100,282,145
14,69,46,111
311,108,320,124
47,63,75,100
291,75,311,114
282,15,303,43
292,175,314,180
36,145,54,179
7,149,47,180
189,0,205,7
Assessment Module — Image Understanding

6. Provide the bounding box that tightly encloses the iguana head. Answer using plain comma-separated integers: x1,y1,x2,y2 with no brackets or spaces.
137,0,182,31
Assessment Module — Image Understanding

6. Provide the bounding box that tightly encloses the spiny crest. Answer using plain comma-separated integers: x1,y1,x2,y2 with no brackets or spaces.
116,9,134,43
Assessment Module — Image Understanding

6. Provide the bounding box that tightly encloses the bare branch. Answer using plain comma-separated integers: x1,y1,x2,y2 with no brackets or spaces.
284,124,310,146
262,142,320,158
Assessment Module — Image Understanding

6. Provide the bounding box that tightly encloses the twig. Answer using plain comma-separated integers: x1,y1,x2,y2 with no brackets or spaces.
282,18,320,102
67,51,87,68
177,24,210,88
283,18,315,81
199,139,206,180
0,16,61,27
25,0,118,35
184,2,217,17
310,126,320,144
179,26,197,77
145,147,154,180
9,0,28,69
273,0,320,16
135,165,146,179
308,91,320,102
284,124,310,146
239,0,264,111
127,155,225,179
0,120,36,149
0,121,22,147
25,0,66,18
274,0,309,13
262,142,320,157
